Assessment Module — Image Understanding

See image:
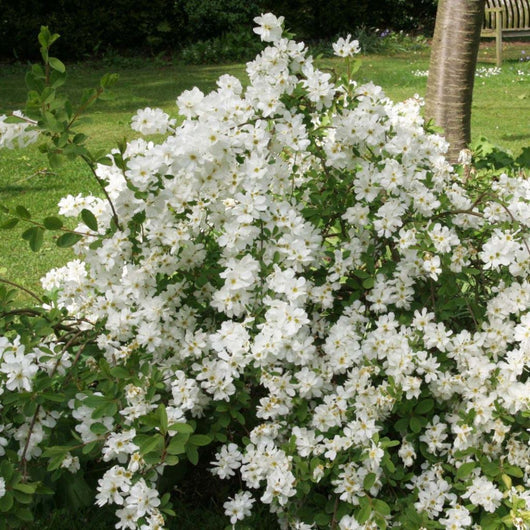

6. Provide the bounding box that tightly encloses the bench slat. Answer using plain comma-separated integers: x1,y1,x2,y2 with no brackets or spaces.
483,0,530,29
481,0,530,65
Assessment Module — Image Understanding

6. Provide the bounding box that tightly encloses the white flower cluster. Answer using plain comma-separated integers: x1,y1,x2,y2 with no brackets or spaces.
332,35,361,58
96,466,163,529
475,66,502,78
130,107,175,136
0,336,71,460
2,12,530,530
413,66,506,79
0,111,39,149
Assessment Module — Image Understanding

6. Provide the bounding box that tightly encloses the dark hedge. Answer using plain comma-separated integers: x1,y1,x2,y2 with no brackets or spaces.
0,0,436,61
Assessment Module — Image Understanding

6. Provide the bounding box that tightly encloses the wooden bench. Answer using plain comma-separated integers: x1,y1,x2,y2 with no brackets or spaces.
480,0,530,66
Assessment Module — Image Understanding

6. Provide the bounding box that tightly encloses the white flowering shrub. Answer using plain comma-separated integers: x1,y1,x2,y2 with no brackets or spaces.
1,15,530,530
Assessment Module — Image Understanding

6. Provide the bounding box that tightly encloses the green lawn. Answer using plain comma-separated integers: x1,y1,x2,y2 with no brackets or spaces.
0,41,529,297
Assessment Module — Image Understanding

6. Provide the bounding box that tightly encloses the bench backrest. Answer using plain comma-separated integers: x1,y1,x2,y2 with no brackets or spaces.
484,0,530,29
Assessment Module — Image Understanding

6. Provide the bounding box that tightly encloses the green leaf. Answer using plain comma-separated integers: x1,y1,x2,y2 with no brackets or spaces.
38,26,51,49
214,432,227,442
82,440,99,455
90,422,110,435
36,484,54,496
81,209,98,232
47,454,65,471
409,416,423,434
43,216,63,230
356,503,372,524
166,437,187,456
13,490,33,504
13,483,37,494
100,73,119,89
56,232,82,247
165,455,180,466
80,88,98,107
380,438,400,449
169,422,194,434
373,499,391,516
158,404,168,436
25,70,45,92
414,399,434,415
109,366,130,378
0,492,13,512
15,205,31,220
41,392,66,403
50,70,67,89
22,226,44,252
48,57,65,73
0,461,13,481
456,461,477,480
186,444,199,465
363,472,376,490
314,513,331,526
482,461,500,478
516,146,530,168
48,152,63,169
92,400,118,419
216,414,230,428
231,409,245,425
189,434,212,447
362,277,374,289
504,464,523,478
383,455,396,473
136,434,164,456
480,514,502,530
0,218,19,230
15,507,34,522
43,445,70,457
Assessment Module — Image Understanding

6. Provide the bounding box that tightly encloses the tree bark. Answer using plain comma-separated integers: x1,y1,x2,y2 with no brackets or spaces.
425,0,486,162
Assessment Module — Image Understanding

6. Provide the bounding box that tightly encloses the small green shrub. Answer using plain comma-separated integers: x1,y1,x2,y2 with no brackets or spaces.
179,28,265,64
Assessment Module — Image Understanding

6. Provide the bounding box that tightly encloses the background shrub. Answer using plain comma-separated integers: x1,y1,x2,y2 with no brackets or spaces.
0,0,436,61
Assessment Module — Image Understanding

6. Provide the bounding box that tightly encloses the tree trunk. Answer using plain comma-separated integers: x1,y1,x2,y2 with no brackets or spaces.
425,0,486,162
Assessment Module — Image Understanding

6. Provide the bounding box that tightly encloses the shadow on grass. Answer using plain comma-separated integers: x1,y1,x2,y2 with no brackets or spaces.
500,133,530,141
0,184,62,194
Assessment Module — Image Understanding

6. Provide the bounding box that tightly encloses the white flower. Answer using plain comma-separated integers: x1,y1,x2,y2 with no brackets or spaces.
223,490,255,524
102,429,139,463
423,254,442,280
253,13,284,43
462,475,503,512
398,439,416,467
210,443,242,479
131,107,172,135
95,466,132,507
126,479,161,518
176,87,204,118
333,35,361,57
0,341,38,392
0,111,39,149
60,453,81,473
0,477,6,498
115,506,139,530
338,514,363,529
439,504,472,529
